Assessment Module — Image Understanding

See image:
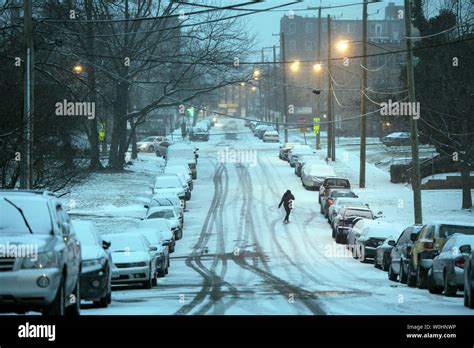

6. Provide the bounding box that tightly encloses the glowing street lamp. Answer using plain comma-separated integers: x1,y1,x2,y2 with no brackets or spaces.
290,60,300,73
313,63,322,73
252,69,261,80
73,64,84,74
251,86,257,92
336,40,350,53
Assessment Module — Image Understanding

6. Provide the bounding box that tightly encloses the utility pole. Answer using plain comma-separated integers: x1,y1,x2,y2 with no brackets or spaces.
316,7,322,150
260,49,265,121
326,15,333,161
359,0,368,188
404,0,422,224
273,45,278,126
21,0,34,189
281,32,289,143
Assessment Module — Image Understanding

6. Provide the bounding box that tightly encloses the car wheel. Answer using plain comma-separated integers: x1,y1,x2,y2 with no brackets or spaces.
143,267,154,289
169,243,175,253
399,262,408,284
388,263,398,281
65,278,81,316
358,247,366,263
407,262,417,287
382,255,390,272
43,274,66,315
157,266,165,278
416,265,428,289
165,266,169,275
175,228,183,241
374,257,381,269
149,145,154,152
335,230,343,244
331,227,336,239
96,291,110,308
320,205,324,214
443,271,457,297
152,273,158,286
427,269,443,294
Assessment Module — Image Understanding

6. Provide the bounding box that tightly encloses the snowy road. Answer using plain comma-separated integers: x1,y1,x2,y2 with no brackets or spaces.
70,121,473,315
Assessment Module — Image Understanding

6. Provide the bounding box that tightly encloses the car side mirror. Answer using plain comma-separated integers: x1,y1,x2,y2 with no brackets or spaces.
162,241,170,247
388,240,396,247
196,154,199,158
149,246,158,252
196,148,199,151
410,232,418,242
102,240,111,249
459,244,472,254
144,204,149,209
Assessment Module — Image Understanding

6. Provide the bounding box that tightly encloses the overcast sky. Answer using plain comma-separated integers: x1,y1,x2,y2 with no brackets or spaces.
245,0,405,59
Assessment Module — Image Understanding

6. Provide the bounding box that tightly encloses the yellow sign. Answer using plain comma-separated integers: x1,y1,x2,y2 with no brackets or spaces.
300,127,307,133
313,117,320,134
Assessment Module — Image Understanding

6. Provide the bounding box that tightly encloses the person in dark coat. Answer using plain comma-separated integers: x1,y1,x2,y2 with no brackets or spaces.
278,190,295,224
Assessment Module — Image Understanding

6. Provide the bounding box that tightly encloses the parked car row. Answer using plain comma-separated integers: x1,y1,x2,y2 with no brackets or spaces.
247,121,279,143
189,117,216,142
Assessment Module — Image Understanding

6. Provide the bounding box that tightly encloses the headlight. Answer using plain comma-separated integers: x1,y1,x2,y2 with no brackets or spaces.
21,252,58,269
82,257,107,268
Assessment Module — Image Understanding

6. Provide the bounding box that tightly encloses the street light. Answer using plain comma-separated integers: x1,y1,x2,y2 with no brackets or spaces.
313,62,322,73
251,86,257,92
290,60,300,73
73,64,84,74
253,69,261,80
336,39,350,53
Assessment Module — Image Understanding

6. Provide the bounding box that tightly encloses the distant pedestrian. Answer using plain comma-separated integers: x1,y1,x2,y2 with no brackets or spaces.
278,190,295,224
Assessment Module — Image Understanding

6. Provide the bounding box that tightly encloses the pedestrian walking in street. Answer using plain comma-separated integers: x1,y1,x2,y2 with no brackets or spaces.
278,190,295,224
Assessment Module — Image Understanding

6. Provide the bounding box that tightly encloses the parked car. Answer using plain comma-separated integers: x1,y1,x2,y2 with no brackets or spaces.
464,248,474,308
138,136,164,152
146,206,183,240
407,222,474,289
381,132,410,146
256,125,275,139
160,173,190,200
263,130,279,142
0,190,81,316
145,193,184,225
427,234,474,296
328,197,367,224
279,143,299,161
166,145,197,179
153,175,186,205
318,177,351,203
346,218,367,251
165,164,193,191
333,206,374,243
387,225,423,283
374,235,398,271
294,155,322,177
288,145,314,167
138,218,176,253
320,188,358,217
102,232,158,289
135,229,169,278
72,220,113,308
153,139,172,157
355,221,400,263
301,163,335,190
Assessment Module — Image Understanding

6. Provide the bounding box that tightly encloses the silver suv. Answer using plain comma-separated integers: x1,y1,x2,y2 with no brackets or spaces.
0,191,81,315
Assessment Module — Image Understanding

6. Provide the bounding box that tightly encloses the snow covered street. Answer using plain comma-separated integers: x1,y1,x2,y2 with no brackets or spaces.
65,120,473,315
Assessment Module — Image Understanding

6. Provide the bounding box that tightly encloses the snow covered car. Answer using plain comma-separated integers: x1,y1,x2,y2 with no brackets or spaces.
320,188,358,217
0,191,81,316
134,229,169,278
145,193,184,225
166,145,197,179
318,177,351,203
279,143,299,161
301,164,335,190
137,136,163,152
160,173,191,200
428,234,474,296
374,235,398,271
146,206,183,241
328,197,367,225
381,132,410,146
387,225,423,283
294,155,323,177
189,127,209,141
72,220,113,308
288,145,314,167
256,125,275,139
464,248,474,308
262,130,279,142
355,220,400,262
165,164,193,191
407,221,474,289
153,139,172,157
102,232,158,289
152,175,186,206
333,206,374,244
138,219,176,253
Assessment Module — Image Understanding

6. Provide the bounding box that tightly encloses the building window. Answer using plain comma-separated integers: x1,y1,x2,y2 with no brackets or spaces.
375,24,382,37
289,39,296,50
305,40,313,51
289,22,296,34
305,22,313,33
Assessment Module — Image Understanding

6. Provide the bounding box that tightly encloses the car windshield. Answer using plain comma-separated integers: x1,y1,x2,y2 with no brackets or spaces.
148,210,175,219
108,236,145,252
76,228,98,246
334,191,357,198
0,198,52,235
140,137,155,142
141,232,160,245
345,209,372,219
337,199,363,207
155,177,181,187
439,224,474,239
326,179,350,187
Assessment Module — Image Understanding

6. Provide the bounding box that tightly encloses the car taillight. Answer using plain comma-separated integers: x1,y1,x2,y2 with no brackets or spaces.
328,198,335,205
422,242,433,249
454,257,465,268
